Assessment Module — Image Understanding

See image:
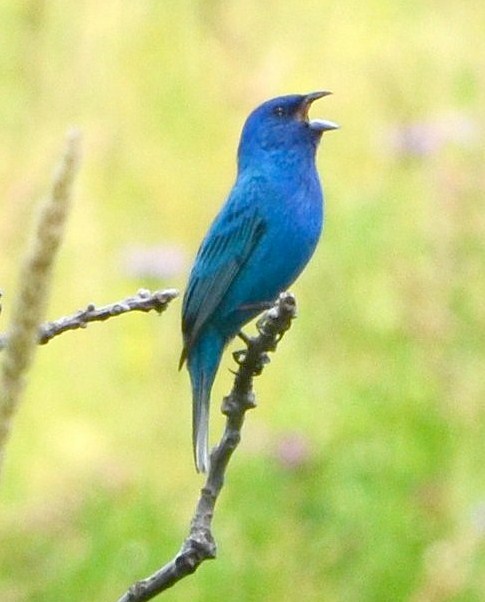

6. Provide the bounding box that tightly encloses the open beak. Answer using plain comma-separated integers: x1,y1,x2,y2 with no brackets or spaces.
298,91,339,133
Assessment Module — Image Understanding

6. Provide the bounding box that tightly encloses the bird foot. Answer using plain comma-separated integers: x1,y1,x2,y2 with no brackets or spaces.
232,349,247,365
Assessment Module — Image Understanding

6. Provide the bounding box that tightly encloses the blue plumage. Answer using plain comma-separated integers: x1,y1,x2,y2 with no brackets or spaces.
180,92,338,472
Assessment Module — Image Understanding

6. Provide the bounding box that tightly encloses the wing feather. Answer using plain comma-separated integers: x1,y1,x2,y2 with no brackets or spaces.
180,203,266,366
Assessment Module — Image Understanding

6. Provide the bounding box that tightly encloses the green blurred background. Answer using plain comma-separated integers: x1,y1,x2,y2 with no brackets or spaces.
1,1,484,600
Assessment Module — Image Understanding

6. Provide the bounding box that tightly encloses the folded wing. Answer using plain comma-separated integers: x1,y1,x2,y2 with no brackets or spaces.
180,201,266,367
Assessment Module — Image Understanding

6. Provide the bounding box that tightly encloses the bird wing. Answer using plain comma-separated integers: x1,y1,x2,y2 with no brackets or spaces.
180,201,266,367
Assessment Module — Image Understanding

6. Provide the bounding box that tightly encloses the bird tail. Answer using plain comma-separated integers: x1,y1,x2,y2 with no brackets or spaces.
187,331,225,473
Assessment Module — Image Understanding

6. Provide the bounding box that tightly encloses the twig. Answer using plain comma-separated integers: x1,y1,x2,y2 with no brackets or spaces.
0,288,179,351
0,129,81,472
116,292,297,602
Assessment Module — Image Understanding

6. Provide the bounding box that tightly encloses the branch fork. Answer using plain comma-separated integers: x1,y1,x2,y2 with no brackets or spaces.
117,291,298,601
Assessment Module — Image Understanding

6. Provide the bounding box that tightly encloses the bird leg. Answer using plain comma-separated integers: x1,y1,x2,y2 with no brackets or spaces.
237,301,274,312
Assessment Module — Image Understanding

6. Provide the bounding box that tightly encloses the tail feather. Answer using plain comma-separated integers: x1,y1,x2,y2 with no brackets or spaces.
192,374,210,473
187,331,225,473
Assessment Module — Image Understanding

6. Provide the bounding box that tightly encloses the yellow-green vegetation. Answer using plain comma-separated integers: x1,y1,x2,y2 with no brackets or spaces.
1,1,483,600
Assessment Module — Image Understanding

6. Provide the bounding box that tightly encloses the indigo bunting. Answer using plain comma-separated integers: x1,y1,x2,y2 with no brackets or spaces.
180,92,338,472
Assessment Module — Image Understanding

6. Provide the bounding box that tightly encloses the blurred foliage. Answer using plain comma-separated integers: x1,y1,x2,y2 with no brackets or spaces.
0,1,484,601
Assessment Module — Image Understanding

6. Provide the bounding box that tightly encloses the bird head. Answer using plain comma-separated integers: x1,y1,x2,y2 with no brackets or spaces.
237,92,338,170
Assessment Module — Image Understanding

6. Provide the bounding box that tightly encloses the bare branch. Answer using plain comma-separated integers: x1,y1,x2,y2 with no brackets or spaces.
0,130,81,472
116,292,297,602
0,288,179,351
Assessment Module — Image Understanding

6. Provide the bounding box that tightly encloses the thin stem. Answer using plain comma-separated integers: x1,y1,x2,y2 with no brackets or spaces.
0,289,179,351
0,130,81,473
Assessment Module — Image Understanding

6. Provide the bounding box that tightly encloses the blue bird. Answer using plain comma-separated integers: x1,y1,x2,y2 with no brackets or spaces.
180,92,338,472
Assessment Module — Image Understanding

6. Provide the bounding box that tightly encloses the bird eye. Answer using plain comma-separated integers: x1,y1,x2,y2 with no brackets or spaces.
273,106,285,117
